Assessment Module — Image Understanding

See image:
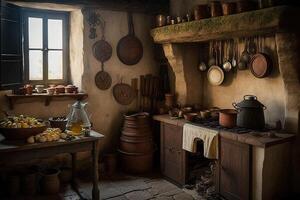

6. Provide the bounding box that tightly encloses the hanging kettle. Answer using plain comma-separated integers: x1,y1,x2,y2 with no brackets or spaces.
232,95,266,130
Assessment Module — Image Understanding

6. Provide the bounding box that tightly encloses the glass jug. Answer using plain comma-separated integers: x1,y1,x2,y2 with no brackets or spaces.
66,101,91,136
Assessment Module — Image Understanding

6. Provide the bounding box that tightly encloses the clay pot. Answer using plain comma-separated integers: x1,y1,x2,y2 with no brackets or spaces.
47,87,55,95
55,85,65,94
222,2,236,15
219,109,237,128
25,84,33,95
21,169,37,196
65,85,78,94
194,4,210,20
41,168,60,195
156,14,166,27
165,93,174,108
210,1,223,17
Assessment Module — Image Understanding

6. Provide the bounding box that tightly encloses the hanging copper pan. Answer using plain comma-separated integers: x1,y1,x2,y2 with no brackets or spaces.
117,12,143,65
95,64,112,90
93,39,112,63
249,53,272,78
113,82,136,105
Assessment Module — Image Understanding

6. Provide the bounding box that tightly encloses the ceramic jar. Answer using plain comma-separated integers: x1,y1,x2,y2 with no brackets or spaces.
41,168,60,195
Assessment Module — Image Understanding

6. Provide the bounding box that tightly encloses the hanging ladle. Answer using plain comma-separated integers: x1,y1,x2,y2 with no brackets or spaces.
238,38,250,70
231,40,237,68
222,40,232,72
208,41,216,67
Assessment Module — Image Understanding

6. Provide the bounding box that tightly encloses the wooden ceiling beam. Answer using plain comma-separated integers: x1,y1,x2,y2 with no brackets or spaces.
9,0,169,14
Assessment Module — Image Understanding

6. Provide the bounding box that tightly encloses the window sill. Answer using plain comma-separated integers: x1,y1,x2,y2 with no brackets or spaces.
6,93,88,109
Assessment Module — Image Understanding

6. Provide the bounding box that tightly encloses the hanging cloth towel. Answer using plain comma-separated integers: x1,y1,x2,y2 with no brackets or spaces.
182,123,219,159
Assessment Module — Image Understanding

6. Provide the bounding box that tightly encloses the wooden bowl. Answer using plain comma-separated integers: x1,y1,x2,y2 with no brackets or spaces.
183,113,198,122
0,126,47,140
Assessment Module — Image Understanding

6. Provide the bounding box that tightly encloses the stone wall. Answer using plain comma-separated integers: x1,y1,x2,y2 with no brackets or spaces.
0,3,158,168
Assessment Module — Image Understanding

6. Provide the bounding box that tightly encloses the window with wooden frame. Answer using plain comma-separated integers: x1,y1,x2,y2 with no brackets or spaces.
23,9,69,85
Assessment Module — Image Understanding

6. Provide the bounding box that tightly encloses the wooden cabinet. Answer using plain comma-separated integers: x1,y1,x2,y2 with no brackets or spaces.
219,137,251,200
0,1,23,90
160,123,187,185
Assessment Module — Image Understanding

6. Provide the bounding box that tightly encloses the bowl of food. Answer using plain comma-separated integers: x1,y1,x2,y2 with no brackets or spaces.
49,117,68,132
0,115,46,140
183,113,198,122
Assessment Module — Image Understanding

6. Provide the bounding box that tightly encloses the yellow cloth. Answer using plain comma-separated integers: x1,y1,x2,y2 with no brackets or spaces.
182,123,219,159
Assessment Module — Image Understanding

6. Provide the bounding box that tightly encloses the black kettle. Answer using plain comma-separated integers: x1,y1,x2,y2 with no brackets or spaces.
232,95,266,130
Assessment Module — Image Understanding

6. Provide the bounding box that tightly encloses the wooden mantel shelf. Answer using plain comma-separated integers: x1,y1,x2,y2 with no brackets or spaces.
150,6,299,44
6,93,88,109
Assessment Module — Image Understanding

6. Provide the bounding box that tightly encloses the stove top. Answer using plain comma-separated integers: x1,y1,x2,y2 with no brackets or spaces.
189,118,268,134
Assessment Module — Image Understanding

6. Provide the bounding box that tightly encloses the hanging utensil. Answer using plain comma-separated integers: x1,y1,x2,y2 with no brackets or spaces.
113,79,136,105
238,38,249,70
222,40,232,72
208,41,216,67
249,36,273,78
93,16,113,90
248,37,257,56
95,63,112,90
231,39,237,68
117,12,143,65
208,41,224,86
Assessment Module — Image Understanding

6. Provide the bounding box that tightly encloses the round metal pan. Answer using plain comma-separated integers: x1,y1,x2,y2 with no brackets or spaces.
249,53,272,78
93,39,112,63
113,83,136,105
117,12,143,65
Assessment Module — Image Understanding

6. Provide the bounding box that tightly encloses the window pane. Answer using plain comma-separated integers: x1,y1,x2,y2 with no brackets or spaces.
28,17,43,49
48,50,63,80
29,50,43,80
48,19,63,49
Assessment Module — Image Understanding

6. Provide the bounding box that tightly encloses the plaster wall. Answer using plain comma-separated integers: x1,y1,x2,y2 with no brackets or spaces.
203,36,286,126
0,5,158,165
81,9,158,152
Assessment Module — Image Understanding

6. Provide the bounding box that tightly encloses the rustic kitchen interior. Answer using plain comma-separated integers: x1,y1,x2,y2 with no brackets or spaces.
0,0,299,199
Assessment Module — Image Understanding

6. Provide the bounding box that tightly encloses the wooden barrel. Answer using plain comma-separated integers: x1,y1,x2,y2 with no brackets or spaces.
119,112,154,173
118,150,153,174
120,135,153,153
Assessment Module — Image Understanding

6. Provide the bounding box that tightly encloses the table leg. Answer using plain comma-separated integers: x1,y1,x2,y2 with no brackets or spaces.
92,141,100,200
71,153,78,188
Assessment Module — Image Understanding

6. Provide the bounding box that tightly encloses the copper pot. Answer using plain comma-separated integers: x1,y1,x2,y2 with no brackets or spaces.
25,84,33,95
236,0,255,13
219,109,237,128
222,2,236,15
194,4,210,20
156,15,166,27
210,1,223,17
165,93,174,108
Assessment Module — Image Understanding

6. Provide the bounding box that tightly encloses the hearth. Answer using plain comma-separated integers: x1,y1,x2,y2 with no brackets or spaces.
190,118,270,134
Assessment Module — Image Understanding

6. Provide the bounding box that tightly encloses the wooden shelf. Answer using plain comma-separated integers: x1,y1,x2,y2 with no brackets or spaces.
6,93,88,109
150,6,299,44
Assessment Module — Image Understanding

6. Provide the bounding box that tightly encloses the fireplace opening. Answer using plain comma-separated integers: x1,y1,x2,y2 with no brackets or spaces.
185,140,220,199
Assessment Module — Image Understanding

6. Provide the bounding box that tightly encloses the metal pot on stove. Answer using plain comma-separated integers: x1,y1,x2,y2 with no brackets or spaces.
232,95,266,130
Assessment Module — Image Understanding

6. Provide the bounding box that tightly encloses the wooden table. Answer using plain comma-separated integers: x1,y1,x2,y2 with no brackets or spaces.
0,130,104,200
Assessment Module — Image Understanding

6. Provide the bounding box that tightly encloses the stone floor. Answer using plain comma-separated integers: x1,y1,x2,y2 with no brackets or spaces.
2,173,203,200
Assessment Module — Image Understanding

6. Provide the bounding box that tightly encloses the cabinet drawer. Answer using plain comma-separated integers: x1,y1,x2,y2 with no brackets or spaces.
163,123,182,149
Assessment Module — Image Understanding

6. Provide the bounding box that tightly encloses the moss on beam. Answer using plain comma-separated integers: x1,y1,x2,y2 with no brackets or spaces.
151,6,299,43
